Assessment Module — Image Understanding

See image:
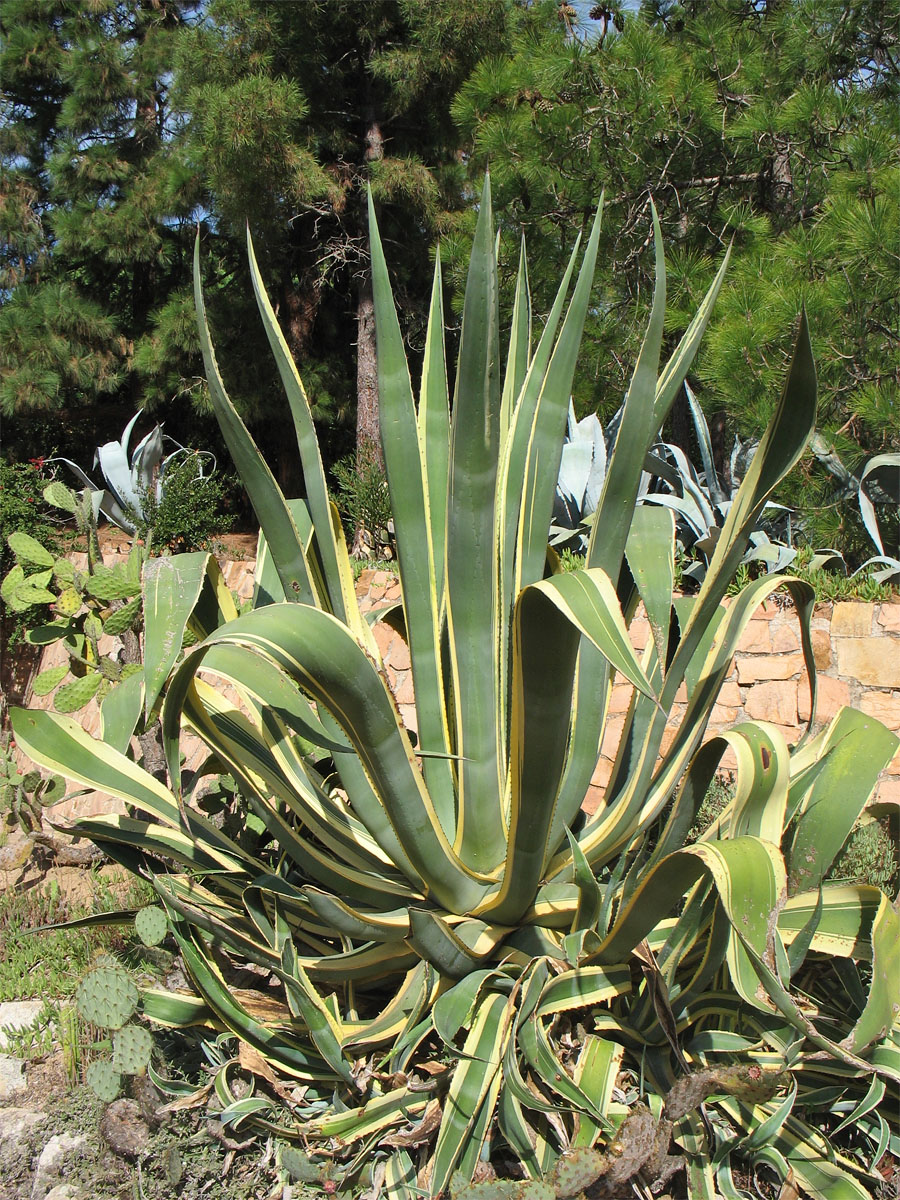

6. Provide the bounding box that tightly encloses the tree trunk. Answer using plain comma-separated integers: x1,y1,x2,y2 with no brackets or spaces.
356,109,384,467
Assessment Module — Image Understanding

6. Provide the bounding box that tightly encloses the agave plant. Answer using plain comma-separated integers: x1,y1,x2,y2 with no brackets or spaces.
550,383,799,582
12,181,899,1198
55,412,217,536
809,434,900,582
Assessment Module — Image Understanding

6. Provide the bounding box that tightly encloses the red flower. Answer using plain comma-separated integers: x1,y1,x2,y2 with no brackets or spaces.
28,457,45,469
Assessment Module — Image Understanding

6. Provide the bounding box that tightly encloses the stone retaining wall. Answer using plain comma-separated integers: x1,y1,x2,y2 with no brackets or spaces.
351,568,900,807
17,558,900,819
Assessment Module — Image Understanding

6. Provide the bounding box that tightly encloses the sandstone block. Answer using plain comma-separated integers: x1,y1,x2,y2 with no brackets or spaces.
608,685,632,714
771,623,801,653
600,716,626,757
736,621,772,653
0,1001,45,1050
835,637,900,689
0,1055,26,1100
797,675,851,724
859,691,900,729
744,681,798,726
0,1107,47,1152
628,619,650,651
735,654,805,684
398,704,418,734
716,681,743,706
831,602,873,638
875,776,900,804
372,621,394,659
32,1133,88,1200
709,704,739,728
590,758,613,791
582,784,604,815
393,671,415,706
877,603,900,633
386,637,411,672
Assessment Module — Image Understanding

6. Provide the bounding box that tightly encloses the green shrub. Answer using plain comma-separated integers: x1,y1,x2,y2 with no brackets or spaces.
0,460,61,575
331,444,393,557
132,453,234,554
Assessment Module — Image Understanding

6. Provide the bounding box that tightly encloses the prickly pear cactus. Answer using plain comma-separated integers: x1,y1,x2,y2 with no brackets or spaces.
134,906,167,947
1,482,146,714
280,1145,325,1183
112,1025,153,1074
449,1176,555,1200
87,1059,123,1103
550,1148,607,1199
0,745,65,835
76,965,139,1030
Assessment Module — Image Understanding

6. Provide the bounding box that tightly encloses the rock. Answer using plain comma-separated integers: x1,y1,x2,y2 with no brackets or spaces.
0,1106,48,1152
44,1188,84,1200
99,1098,150,1159
0,1054,27,1099
31,1132,89,1200
0,1000,46,1050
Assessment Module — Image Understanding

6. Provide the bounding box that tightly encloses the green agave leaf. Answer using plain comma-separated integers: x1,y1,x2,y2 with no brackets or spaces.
164,604,488,913
430,991,512,1197
193,235,315,607
99,670,143,753
368,191,455,832
278,940,355,1087
407,910,508,980
843,892,899,1054
143,551,213,718
174,933,329,1081
444,175,505,875
624,506,676,674
680,314,817,652
10,709,245,867
246,228,360,630
787,706,898,895
432,970,504,1047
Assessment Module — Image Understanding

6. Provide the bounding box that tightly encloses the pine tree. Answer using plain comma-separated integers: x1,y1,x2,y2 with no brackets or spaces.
0,0,202,460
452,0,899,553
173,0,512,473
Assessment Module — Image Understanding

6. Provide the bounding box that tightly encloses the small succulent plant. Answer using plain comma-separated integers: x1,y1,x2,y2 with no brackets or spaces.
0,742,65,835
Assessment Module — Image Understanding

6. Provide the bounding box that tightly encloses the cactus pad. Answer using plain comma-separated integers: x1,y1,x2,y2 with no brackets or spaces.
134,906,167,947
76,966,139,1029
449,1177,553,1200
551,1148,606,1198
32,664,70,697
112,1025,153,1074
53,587,82,617
43,481,78,512
102,596,142,636
85,571,135,602
54,673,102,714
87,1059,122,1102
7,532,55,567
280,1146,324,1183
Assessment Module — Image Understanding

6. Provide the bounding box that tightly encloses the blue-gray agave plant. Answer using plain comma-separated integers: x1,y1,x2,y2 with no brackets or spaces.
55,412,216,534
